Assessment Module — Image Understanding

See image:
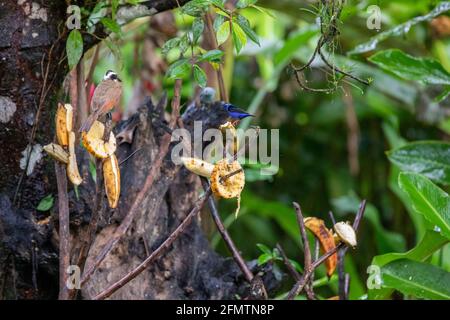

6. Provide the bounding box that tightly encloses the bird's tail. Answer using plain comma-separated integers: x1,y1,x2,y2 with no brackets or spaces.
79,113,97,133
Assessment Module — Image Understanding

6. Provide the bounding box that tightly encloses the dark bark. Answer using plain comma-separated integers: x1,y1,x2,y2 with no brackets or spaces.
0,0,280,299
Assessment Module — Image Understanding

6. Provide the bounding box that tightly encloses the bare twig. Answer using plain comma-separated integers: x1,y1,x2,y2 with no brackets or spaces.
292,203,311,274
276,243,301,282
119,148,142,166
292,202,314,299
344,273,350,300
55,163,70,300
80,79,182,286
201,178,254,283
337,247,346,300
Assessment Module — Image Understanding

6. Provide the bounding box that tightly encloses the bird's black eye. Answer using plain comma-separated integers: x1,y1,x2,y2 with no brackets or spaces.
110,74,117,80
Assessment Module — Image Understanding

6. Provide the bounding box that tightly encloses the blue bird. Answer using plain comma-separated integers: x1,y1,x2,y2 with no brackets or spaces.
222,103,254,123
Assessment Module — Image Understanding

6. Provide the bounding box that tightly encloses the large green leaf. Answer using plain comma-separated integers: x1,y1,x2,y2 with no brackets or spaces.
381,259,450,299
66,29,83,70
369,49,450,86
369,231,448,299
388,141,450,185
350,2,450,55
399,172,450,240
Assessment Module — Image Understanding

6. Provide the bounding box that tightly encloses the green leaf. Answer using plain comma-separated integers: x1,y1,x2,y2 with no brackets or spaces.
100,17,122,35
66,29,83,70
234,15,259,46
37,194,54,211
162,37,180,56
256,243,272,255
369,231,448,299
388,141,450,185
198,49,224,63
381,259,450,299
193,64,207,87
213,14,226,31
89,159,97,182
231,22,247,54
399,172,450,240
369,49,450,86
216,20,230,46
350,3,450,55
236,0,257,9
192,18,204,44
435,86,450,103
179,33,190,54
111,0,119,19
257,253,272,265
210,0,226,10
181,0,210,17
249,4,275,18
167,58,191,79
288,259,303,273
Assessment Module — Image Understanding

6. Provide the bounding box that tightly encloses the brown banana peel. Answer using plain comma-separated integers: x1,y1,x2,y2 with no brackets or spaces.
55,103,73,147
304,217,337,277
103,154,120,208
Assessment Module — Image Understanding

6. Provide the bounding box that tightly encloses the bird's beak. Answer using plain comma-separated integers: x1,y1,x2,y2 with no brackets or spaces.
117,77,122,82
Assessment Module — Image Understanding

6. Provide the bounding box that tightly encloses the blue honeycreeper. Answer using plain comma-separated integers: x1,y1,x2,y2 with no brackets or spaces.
222,103,254,120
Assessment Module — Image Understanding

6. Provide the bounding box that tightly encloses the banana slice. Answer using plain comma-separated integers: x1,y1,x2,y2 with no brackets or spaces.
67,132,82,185
103,154,120,208
181,157,214,178
55,103,73,147
210,159,245,199
43,143,69,164
81,120,116,159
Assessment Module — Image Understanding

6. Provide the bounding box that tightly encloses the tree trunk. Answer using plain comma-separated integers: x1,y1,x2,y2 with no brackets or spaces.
0,0,278,299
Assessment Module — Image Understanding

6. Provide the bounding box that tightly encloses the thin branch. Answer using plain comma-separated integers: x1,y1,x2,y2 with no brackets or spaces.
292,202,314,299
276,243,301,282
344,273,350,300
200,178,254,283
80,80,182,287
292,203,311,274
55,163,70,300
119,148,142,167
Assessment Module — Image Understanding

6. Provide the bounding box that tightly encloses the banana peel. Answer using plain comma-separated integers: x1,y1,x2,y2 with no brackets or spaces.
43,143,69,164
55,103,73,147
180,157,214,178
82,120,117,159
67,132,82,185
103,154,120,208
210,159,245,199
304,217,337,277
